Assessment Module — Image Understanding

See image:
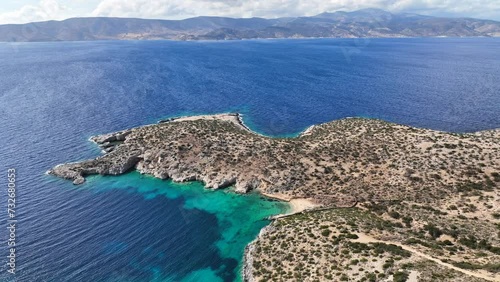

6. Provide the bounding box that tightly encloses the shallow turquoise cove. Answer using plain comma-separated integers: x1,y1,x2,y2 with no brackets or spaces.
83,171,290,281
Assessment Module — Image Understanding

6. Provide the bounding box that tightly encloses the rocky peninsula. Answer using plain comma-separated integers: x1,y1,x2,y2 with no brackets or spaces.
48,113,500,281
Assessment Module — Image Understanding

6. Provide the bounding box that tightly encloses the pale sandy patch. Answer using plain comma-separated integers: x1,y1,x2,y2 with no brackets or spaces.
260,191,293,201
289,198,319,213
407,271,420,282
260,192,318,217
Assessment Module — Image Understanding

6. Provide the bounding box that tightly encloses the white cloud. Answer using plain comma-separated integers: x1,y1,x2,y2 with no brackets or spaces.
0,0,499,24
89,0,367,19
0,0,71,24
90,0,500,20
91,0,191,19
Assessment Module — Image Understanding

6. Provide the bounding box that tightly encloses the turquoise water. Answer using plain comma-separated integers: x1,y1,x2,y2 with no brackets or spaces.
83,172,289,281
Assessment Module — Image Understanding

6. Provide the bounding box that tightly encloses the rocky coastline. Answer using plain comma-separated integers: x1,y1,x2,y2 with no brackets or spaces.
48,113,499,205
242,225,275,282
48,113,253,187
47,113,500,281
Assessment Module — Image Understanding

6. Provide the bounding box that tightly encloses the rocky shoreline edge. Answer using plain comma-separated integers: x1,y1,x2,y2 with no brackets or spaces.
46,112,500,282
47,112,320,282
243,225,274,282
48,113,246,184
46,112,326,189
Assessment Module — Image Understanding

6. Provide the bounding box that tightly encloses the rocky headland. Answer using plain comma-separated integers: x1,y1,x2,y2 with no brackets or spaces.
49,113,499,206
48,113,500,281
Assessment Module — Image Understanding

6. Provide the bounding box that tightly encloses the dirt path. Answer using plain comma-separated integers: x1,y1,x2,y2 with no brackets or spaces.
353,233,500,282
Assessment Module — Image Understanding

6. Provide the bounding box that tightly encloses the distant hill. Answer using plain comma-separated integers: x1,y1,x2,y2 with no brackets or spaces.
1,8,499,42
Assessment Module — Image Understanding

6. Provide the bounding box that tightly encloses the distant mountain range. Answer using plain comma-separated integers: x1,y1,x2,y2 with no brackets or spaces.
1,8,499,42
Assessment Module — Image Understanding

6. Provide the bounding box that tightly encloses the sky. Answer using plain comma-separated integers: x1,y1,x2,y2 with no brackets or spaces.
0,0,499,24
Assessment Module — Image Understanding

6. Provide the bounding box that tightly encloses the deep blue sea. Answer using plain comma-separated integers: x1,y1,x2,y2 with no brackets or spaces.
0,38,499,282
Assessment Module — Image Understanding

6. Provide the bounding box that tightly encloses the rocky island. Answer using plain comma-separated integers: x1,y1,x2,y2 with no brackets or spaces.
49,113,500,281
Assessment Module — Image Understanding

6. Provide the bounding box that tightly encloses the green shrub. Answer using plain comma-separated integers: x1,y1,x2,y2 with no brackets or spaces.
389,211,401,219
346,233,359,239
321,229,332,237
393,271,409,282
424,223,443,239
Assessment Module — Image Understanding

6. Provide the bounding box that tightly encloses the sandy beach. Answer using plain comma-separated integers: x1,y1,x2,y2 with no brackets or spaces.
260,191,319,215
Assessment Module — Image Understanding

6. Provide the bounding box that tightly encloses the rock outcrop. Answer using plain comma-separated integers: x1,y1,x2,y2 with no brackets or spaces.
48,113,500,207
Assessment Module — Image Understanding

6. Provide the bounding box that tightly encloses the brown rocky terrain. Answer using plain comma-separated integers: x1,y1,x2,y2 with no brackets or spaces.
48,113,499,281
246,204,500,281
49,113,499,207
